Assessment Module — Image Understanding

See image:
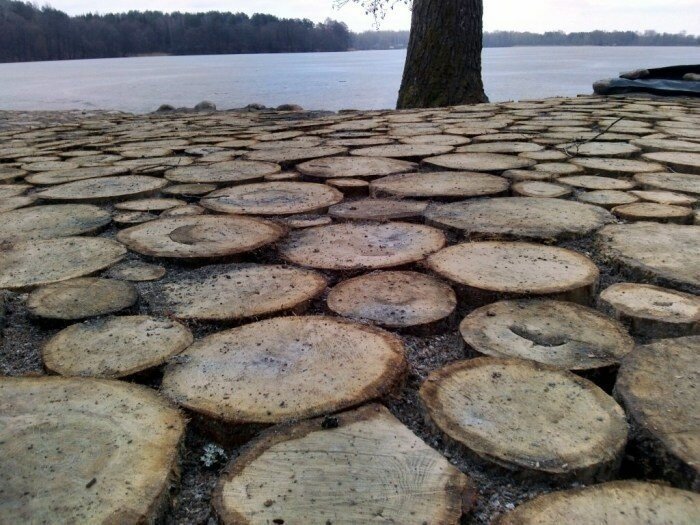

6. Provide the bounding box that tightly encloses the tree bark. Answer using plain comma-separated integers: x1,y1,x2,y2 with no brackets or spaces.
397,0,488,109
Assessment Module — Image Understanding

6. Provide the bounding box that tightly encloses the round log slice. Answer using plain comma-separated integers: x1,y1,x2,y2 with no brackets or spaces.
460,299,633,370
0,184,30,197
457,142,544,154
496,481,700,525
328,198,428,221
631,137,700,153
349,144,454,159
0,204,111,243
597,223,700,288
615,336,700,490
161,316,406,424
0,237,126,290
115,198,186,211
244,146,348,166
629,190,697,207
27,277,137,320
278,222,445,271
107,261,166,282
370,171,509,199
156,264,326,321
0,195,37,213
424,153,536,172
113,211,158,226
578,190,640,209
420,358,627,479
201,182,343,215
164,160,280,184
512,181,572,198
559,175,637,191
43,315,193,378
25,166,129,185
634,172,700,195
556,142,641,157
297,155,416,179
532,162,584,176
117,215,285,259
213,404,474,525
570,157,665,175
0,377,185,524
426,241,599,304
642,152,700,174
425,197,612,241
327,271,456,329
162,183,218,198
612,202,694,224
35,176,168,203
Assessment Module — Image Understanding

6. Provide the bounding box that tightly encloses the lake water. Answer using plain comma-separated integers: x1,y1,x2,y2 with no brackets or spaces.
0,47,698,113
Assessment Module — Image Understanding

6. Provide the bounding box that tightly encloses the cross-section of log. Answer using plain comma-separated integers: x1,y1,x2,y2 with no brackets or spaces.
0,195,37,213
642,152,700,174
559,175,637,191
630,190,697,207
244,146,348,165
201,182,343,215
162,182,218,198
108,261,166,281
457,142,544,154
597,223,700,288
634,172,700,195
614,336,700,490
278,222,445,270
115,198,186,211
612,202,694,224
161,316,406,424
24,166,129,185
420,358,627,480
578,190,640,209
370,171,509,199
512,181,572,198
27,277,137,320
496,481,700,525
349,144,454,159
213,404,474,525
0,376,185,524
164,160,280,184
459,299,633,370
0,204,111,243
570,157,665,175
426,242,599,304
328,198,428,221
424,153,536,171
327,271,456,330
0,237,126,290
35,175,168,202
600,283,699,338
117,215,285,259
297,155,416,179
0,184,30,197
156,264,326,321
425,197,612,241
555,141,640,157
632,137,700,153
43,315,193,378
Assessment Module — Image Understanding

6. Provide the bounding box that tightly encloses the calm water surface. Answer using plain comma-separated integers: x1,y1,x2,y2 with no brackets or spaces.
0,47,698,113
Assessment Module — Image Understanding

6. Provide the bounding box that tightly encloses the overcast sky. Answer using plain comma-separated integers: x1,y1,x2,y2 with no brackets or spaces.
45,1,700,34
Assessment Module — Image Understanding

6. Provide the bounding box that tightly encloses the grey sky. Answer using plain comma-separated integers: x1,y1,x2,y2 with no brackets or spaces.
44,1,700,34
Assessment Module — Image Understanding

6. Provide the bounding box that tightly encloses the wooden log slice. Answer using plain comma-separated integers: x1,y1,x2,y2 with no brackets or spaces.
21,160,80,172
35,175,168,203
115,198,187,211
599,283,699,338
502,169,555,181
247,139,322,151
113,211,158,226
612,202,694,224
496,481,700,525
297,155,416,179
0,377,185,524
162,183,218,197
425,197,612,241
116,157,193,174
559,175,637,190
0,237,126,290
156,264,326,321
634,172,700,195
117,215,285,260
420,358,627,480
519,149,568,161
244,146,348,166
597,223,700,288
349,144,454,160
426,242,599,304
0,204,111,243
512,181,572,198
578,190,640,209
0,184,30,197
570,157,665,175
160,204,206,217
278,222,445,271
0,166,26,181
324,137,394,147
0,195,37,213
27,277,137,320
201,182,343,215
164,160,280,185
423,153,536,172
264,172,300,182
400,133,471,146
327,270,456,329
328,198,428,221
532,162,584,176
459,299,633,370
614,336,700,490
119,148,173,158
370,171,509,200
107,261,166,282
161,316,406,424
325,177,369,197
632,137,700,153
642,152,700,174
555,142,641,157
24,166,129,185
629,190,697,206
43,315,193,378
456,142,544,154
213,404,474,525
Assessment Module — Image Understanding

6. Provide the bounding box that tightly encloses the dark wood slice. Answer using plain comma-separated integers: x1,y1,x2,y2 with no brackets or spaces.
0,204,111,243
117,215,286,259
35,176,168,203
0,377,185,524
278,222,445,271
425,197,612,241
297,155,417,179
420,358,627,481
370,171,509,200
460,299,633,370
201,182,343,215
213,404,474,525
612,202,694,224
634,172,700,195
161,316,406,424
328,198,427,221
164,160,281,184
424,153,536,172
615,336,700,490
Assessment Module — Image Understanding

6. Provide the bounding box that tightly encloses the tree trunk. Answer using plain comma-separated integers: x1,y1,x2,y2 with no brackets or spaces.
397,0,488,109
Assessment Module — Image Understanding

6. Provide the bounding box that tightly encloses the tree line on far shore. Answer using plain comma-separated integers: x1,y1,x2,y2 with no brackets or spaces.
0,0,697,63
